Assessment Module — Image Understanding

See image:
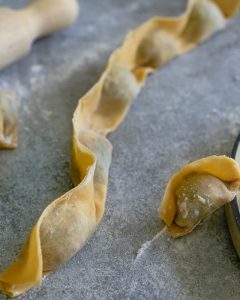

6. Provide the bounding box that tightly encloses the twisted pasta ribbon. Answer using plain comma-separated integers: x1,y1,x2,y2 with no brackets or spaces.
0,0,239,296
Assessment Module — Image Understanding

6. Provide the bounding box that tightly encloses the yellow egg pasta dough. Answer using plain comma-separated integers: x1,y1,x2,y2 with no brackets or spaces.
160,156,240,237
0,0,239,297
0,91,17,149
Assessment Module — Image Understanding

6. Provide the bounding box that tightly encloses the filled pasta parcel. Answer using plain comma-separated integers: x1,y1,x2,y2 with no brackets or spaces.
0,90,17,149
159,156,240,237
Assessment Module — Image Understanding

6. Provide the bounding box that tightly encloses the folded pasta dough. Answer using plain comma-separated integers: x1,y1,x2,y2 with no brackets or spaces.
0,91,17,149
160,156,240,237
0,0,239,297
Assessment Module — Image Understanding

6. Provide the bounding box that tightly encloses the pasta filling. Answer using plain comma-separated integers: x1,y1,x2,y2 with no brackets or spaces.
175,173,239,228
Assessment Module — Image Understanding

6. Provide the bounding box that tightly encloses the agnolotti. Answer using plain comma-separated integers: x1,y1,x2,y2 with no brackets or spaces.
0,0,240,297
0,91,17,149
160,156,240,237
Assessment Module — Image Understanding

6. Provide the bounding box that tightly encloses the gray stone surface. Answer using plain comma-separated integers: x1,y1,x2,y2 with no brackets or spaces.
0,0,240,299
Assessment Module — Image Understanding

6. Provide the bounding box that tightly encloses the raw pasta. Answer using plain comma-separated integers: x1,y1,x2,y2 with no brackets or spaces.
0,0,239,297
0,91,17,149
160,156,240,237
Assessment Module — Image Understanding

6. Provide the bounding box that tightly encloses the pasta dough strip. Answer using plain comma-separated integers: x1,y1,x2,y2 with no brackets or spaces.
0,0,239,297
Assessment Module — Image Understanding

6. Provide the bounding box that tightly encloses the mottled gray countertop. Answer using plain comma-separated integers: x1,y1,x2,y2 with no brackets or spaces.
0,0,240,299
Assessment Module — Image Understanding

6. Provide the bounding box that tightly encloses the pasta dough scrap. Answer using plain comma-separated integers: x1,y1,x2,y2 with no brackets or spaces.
0,91,17,149
0,0,239,297
160,156,240,237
